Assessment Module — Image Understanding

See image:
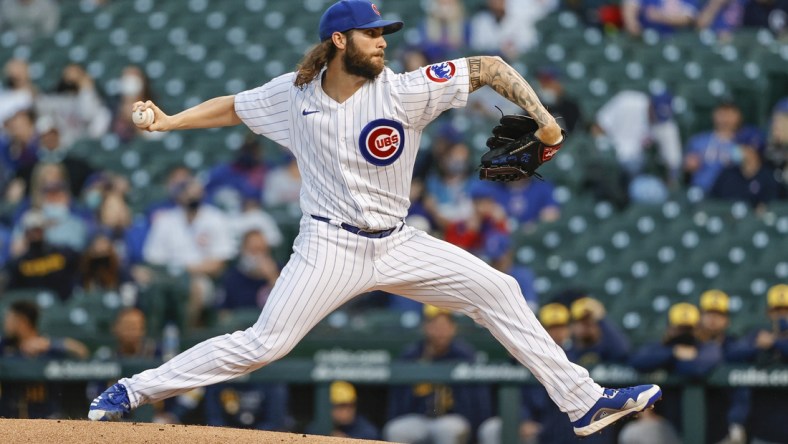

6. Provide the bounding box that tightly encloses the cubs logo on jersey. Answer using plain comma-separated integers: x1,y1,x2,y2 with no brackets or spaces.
358,119,405,166
425,62,456,83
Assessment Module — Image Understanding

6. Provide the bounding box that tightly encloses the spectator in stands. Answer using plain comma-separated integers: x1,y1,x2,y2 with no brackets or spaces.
108,307,157,359
565,0,625,29
631,302,722,434
111,65,158,143
145,165,193,221
6,210,79,301
35,63,111,147
216,230,279,321
384,305,492,444
567,297,631,366
743,0,788,35
228,189,283,251
200,382,291,431
0,0,59,43
306,381,380,439
536,67,582,134
143,177,235,327
618,408,681,444
2,58,36,95
594,90,682,185
13,163,89,252
478,303,615,444
262,153,301,208
0,109,39,202
500,177,560,232
684,101,742,193
695,290,749,444
696,0,746,38
468,0,557,58
0,300,89,418
443,181,507,252
630,302,722,376
765,97,788,191
622,0,699,36
420,0,467,53
726,284,788,444
709,126,782,210
26,115,95,197
78,233,131,293
0,59,35,124
424,141,474,229
206,136,266,212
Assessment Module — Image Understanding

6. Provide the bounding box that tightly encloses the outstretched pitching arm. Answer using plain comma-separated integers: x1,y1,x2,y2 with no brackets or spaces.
132,95,242,132
466,56,561,145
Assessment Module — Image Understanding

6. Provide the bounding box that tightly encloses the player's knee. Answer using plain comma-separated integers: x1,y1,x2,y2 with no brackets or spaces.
241,326,296,364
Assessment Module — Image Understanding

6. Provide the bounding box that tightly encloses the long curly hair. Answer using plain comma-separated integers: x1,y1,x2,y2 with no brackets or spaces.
294,38,338,89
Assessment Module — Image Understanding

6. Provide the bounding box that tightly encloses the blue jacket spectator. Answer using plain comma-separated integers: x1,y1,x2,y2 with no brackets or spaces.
0,109,39,182
500,178,560,230
709,126,782,208
630,303,722,377
623,0,700,36
217,230,279,314
306,381,380,439
697,0,746,36
684,101,742,192
205,138,266,213
567,297,631,366
385,306,493,444
725,284,788,444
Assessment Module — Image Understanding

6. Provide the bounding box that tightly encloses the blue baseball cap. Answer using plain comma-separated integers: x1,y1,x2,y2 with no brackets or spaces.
319,0,404,41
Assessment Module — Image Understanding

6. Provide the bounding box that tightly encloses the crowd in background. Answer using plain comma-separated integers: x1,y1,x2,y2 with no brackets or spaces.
1,0,788,443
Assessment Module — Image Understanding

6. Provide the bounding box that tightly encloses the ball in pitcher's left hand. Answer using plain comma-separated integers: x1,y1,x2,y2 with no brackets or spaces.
132,108,155,128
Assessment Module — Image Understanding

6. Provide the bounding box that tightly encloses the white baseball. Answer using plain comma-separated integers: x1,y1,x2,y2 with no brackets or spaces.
132,108,155,128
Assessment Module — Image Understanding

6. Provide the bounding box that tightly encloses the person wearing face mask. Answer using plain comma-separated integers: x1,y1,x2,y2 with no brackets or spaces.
205,137,267,212
216,230,280,323
536,68,581,134
143,178,235,327
709,126,783,211
111,66,158,142
12,115,96,198
78,233,132,293
11,163,89,254
684,100,743,193
424,141,474,229
35,63,111,147
6,210,79,301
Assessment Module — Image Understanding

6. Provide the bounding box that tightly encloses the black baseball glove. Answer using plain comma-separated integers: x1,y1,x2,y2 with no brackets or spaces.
479,114,566,182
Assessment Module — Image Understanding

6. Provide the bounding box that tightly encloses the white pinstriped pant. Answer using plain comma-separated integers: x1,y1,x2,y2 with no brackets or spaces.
121,217,603,421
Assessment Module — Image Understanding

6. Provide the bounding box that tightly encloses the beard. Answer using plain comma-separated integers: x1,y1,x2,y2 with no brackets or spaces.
343,35,384,80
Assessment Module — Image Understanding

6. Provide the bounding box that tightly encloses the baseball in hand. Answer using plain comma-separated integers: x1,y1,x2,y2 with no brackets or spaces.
132,108,155,128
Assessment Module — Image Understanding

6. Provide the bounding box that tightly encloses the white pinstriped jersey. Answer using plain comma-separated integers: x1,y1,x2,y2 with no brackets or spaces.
234,58,470,231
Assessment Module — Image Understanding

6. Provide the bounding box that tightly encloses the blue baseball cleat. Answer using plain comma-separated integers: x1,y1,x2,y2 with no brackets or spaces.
573,384,662,436
88,383,131,421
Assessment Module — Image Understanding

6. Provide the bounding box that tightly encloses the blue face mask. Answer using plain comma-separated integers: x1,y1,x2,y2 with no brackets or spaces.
730,146,744,165
84,189,103,210
42,203,69,219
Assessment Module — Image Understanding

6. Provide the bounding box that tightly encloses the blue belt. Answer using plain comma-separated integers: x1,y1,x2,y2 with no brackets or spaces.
311,215,401,239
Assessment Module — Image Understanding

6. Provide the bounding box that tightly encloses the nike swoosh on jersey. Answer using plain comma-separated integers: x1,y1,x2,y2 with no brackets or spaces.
302,110,320,116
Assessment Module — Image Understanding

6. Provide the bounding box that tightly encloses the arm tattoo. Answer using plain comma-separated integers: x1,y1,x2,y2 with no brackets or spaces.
466,56,555,128
468,56,482,92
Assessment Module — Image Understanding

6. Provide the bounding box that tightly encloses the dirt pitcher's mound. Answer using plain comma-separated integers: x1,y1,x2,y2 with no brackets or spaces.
0,419,392,444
